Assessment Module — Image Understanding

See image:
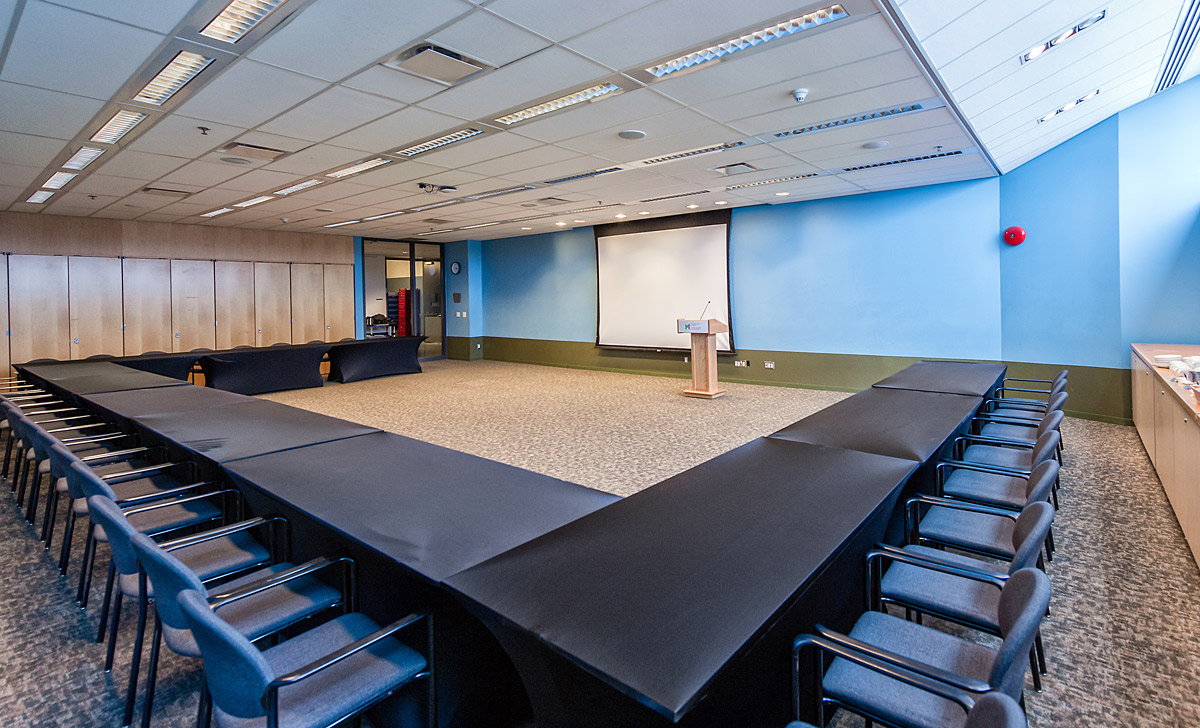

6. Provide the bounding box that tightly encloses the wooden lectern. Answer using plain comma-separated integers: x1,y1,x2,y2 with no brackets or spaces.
677,318,729,399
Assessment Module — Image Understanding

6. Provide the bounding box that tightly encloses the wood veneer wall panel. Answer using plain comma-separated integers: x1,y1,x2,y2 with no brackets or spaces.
290,263,325,344
215,261,255,349
0,257,8,372
323,264,355,342
68,256,124,359
122,258,172,355
171,259,216,352
254,262,291,347
9,255,70,363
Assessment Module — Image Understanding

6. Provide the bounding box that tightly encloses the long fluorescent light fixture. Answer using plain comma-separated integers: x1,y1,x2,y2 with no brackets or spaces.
233,195,273,207
324,220,361,228
458,221,499,230
774,104,925,139
362,211,406,221
395,128,483,157
42,172,78,189
542,166,623,185
495,83,621,125
638,142,744,166
91,110,147,144
726,173,820,190
26,191,54,204
1038,90,1100,123
201,207,234,217
274,179,323,195
647,5,847,78
134,51,214,105
63,147,105,170
326,158,390,178
1022,10,1105,63
466,184,537,200
410,199,461,212
200,0,288,43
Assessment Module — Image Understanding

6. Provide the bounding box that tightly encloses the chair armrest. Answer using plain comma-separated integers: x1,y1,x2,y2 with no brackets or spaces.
973,413,1039,428
80,446,154,463
101,461,192,484
1003,377,1053,385
867,547,1007,593
996,386,1051,396
120,488,236,516
46,423,108,434
160,516,271,551
936,460,1031,480
32,415,93,426
907,494,1020,520
267,611,427,687
210,556,352,606
812,627,992,696
955,434,1035,450
62,432,131,447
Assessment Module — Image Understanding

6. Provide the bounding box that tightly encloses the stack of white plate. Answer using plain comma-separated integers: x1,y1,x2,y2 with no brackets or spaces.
1155,353,1183,367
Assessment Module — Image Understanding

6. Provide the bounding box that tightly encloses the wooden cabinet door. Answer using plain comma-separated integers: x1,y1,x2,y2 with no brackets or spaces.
215,261,255,349
290,263,325,344
1173,410,1199,548
123,258,172,355
68,256,123,359
254,262,291,347
9,254,69,364
1155,386,1177,500
171,260,216,352
323,263,354,342
1132,354,1156,460
0,256,8,374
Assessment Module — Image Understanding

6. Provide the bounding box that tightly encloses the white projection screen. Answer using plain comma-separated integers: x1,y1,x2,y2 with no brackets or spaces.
596,223,733,351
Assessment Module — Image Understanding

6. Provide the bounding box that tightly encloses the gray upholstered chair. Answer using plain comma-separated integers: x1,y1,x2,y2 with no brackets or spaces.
130,528,346,728
179,587,434,728
985,376,1067,416
869,501,1055,690
950,428,1062,509
794,568,1050,728
935,459,1060,561
786,691,1026,728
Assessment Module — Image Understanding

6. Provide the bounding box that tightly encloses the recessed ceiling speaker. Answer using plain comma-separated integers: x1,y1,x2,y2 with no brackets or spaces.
862,141,889,149
618,129,646,140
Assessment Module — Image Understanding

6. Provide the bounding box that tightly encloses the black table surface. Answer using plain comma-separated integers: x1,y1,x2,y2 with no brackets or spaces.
445,438,920,721
872,360,1007,396
19,361,190,394
768,387,983,462
82,385,252,420
224,431,619,583
133,399,379,464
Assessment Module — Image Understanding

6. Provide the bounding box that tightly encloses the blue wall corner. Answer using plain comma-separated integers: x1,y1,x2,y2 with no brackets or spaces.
445,240,485,339
353,236,365,339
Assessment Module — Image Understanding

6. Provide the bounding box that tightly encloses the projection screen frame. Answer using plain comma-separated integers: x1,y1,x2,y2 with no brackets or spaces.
592,209,735,354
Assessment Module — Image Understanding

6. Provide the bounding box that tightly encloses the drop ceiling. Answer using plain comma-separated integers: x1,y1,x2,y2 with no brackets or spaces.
0,0,1194,242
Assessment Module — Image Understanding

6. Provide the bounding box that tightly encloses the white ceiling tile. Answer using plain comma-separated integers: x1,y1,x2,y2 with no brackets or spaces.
126,115,245,157
724,76,936,136
342,67,446,104
46,0,196,33
329,105,465,153
557,109,724,155
152,201,215,216
1,1,164,100
248,0,474,81
218,169,305,193
459,144,581,177
0,0,17,41
498,156,608,184
506,88,683,144
262,144,368,175
486,0,654,43
286,180,376,203
0,81,105,138
0,163,41,187
418,47,611,120
177,187,250,206
72,174,147,196
175,60,329,129
772,108,957,156
137,213,187,223
96,150,188,180
893,0,983,42
229,130,313,153
47,190,120,210
590,124,741,163
160,160,252,187
428,10,552,67
412,132,541,169
366,161,454,187
258,86,405,142
0,130,65,167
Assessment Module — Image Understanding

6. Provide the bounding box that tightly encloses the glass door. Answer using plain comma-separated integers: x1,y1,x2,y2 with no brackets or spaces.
412,243,444,359
361,238,445,358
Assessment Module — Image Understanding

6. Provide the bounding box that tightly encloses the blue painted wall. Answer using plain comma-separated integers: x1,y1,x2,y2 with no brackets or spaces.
445,239,484,338
482,227,597,342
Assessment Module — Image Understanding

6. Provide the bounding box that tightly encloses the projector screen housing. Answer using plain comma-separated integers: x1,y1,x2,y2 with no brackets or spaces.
594,211,734,352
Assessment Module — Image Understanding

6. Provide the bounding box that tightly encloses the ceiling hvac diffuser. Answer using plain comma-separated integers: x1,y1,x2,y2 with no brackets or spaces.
382,44,488,84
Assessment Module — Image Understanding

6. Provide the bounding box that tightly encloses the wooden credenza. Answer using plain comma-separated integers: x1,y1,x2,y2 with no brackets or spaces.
1132,344,1200,565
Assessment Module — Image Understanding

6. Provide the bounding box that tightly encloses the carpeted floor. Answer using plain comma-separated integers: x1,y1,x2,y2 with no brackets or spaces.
0,361,1197,727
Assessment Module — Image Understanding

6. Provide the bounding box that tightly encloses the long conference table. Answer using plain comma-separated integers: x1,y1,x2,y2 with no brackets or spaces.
16,356,1005,727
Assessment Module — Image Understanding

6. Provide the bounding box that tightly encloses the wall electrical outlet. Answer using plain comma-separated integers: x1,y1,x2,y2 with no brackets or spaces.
684,356,689,363
734,360,749,367
764,361,775,369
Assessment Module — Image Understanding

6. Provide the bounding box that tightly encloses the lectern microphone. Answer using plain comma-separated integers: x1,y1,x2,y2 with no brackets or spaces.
698,300,711,319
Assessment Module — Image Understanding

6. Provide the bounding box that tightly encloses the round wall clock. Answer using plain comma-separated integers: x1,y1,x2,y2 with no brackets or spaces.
450,261,461,274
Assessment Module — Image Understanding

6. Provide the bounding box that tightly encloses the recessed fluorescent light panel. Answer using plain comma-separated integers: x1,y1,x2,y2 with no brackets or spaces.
1038,90,1100,123
90,110,147,144
201,207,234,217
495,83,621,125
1022,10,1105,63
26,191,54,204
63,147,105,170
726,173,820,190
773,104,926,139
326,158,390,179
394,128,483,157
274,179,324,195
42,172,77,189
410,199,461,212
458,222,499,230
233,195,273,207
134,51,214,105
466,185,537,200
646,4,847,78
200,0,288,43
324,220,361,228
362,211,405,221
637,141,745,166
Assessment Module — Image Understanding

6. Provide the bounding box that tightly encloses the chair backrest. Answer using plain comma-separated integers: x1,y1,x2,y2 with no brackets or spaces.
129,530,206,632
989,568,1052,700
1034,410,1064,439
1030,430,1061,468
27,421,58,462
1046,391,1068,414
966,692,1026,728
86,496,144,578
1052,369,1068,385
65,453,117,501
178,589,273,720
1008,501,1054,573
1023,460,1059,504
1047,379,1067,398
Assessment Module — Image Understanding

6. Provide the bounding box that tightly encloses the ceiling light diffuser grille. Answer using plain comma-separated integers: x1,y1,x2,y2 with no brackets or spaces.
201,207,233,217
63,147,105,170
564,204,619,214
26,191,53,204
638,141,744,166
274,179,323,195
411,199,461,212
1038,90,1099,123
324,220,361,228
638,190,711,202
495,83,621,125
840,150,963,172
91,110,147,144
232,195,273,207
725,173,820,190
362,211,405,221
42,172,77,189
542,167,623,185
395,128,483,157
646,5,847,78
773,104,925,139
1021,9,1106,63
326,158,390,178
466,185,537,200
200,0,288,43
134,51,214,105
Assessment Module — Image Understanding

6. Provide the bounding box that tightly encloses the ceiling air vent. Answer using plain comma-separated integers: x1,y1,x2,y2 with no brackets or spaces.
710,162,759,176
638,190,711,202
382,44,488,84
141,187,192,197
542,167,624,185
841,149,963,172
772,103,926,139
221,142,289,160
1155,0,1200,93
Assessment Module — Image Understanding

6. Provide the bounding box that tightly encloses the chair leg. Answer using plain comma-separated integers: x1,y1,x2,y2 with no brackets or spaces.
97,560,117,643
40,482,57,544
1035,631,1048,675
76,531,95,603
2,434,14,480
125,587,149,728
195,682,211,728
26,469,42,525
106,593,124,672
141,615,163,728
1028,647,1042,692
59,509,76,575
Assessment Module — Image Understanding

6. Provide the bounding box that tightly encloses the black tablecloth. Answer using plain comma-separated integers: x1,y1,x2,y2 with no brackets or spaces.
200,346,329,395
872,360,1007,396
768,387,983,462
133,399,378,464
327,337,424,383
225,432,619,583
82,385,251,420
112,352,204,381
19,362,190,395
446,438,919,723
